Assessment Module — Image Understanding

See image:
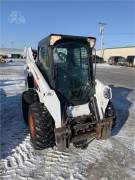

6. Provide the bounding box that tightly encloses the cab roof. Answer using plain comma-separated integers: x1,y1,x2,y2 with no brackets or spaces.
38,34,96,47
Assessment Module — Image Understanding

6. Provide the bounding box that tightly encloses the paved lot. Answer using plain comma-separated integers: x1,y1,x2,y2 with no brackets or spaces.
0,62,135,180
96,64,135,89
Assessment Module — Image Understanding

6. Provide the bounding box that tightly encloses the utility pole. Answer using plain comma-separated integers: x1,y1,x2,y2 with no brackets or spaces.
99,22,107,58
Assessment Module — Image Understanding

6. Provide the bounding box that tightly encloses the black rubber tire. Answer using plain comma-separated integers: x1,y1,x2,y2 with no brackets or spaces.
105,101,116,128
22,90,38,124
112,106,116,128
22,92,29,124
28,102,55,150
27,75,34,88
23,89,38,104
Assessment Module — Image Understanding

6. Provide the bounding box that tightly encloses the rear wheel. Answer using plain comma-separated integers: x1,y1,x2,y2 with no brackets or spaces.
28,102,55,149
22,93,29,124
22,90,38,124
106,101,116,128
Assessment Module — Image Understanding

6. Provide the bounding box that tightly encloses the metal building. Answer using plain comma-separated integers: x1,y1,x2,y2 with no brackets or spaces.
96,46,135,63
0,48,24,58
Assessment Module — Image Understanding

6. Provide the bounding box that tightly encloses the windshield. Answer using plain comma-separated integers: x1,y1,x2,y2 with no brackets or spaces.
53,40,91,104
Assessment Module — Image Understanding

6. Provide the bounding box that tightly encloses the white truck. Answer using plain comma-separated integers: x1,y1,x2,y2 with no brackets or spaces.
22,34,116,150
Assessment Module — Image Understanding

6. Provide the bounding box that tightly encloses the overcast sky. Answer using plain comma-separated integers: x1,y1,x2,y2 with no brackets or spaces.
1,0,135,49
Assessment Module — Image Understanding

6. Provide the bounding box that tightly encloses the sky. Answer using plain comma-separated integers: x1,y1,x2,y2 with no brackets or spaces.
0,0,135,49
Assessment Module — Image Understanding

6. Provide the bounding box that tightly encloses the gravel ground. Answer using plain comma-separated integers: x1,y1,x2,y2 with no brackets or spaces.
0,62,135,180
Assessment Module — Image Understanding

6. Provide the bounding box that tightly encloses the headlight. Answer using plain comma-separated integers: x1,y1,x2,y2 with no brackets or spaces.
103,87,112,99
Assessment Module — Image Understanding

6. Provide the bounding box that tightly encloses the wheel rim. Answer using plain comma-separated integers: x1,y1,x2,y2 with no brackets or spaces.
29,113,36,139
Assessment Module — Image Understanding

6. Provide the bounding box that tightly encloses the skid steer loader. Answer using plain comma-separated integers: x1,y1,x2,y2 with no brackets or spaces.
22,34,116,150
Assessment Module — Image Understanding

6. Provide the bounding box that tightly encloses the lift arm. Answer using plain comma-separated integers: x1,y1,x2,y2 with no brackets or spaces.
25,47,62,128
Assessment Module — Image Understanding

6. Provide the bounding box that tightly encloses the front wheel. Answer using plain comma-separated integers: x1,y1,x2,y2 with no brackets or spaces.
28,102,55,149
105,101,116,128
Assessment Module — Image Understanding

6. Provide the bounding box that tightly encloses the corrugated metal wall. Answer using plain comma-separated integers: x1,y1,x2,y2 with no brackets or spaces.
96,47,135,64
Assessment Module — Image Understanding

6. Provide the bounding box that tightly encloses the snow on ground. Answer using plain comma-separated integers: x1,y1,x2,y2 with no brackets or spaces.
0,62,135,180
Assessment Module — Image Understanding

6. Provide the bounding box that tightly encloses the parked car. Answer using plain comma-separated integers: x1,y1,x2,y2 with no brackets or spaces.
108,56,126,65
126,56,135,67
92,55,104,63
5,59,13,63
117,57,127,66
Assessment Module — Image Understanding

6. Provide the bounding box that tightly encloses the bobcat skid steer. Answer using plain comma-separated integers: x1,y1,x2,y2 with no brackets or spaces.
22,34,116,150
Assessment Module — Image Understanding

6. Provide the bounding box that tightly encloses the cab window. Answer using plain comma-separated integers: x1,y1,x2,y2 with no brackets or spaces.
38,45,50,79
